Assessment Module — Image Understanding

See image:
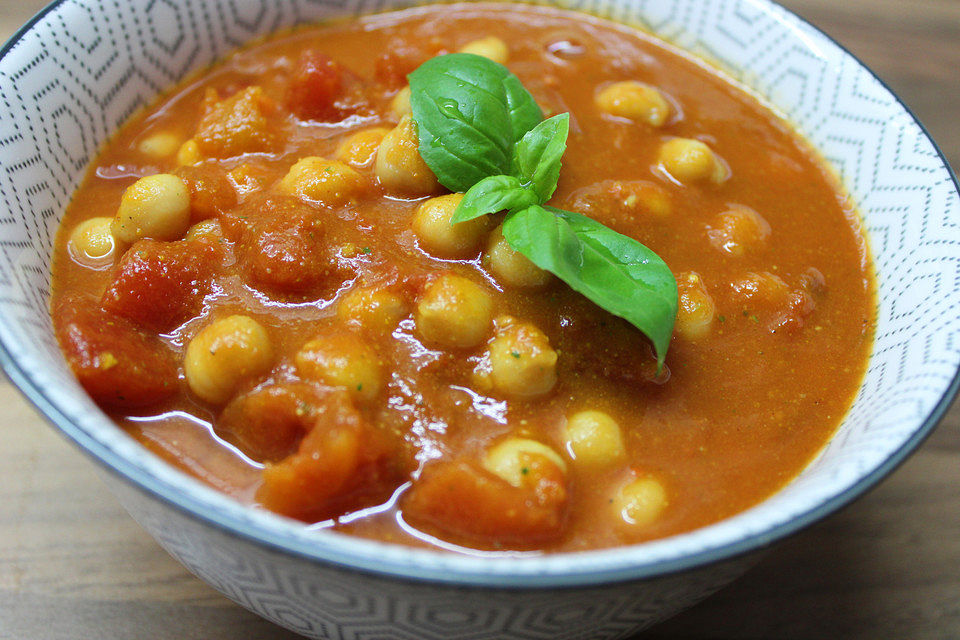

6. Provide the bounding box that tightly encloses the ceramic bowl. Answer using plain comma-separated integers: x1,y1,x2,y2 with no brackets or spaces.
1,0,958,638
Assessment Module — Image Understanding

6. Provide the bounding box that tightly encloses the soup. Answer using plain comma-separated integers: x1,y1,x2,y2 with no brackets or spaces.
49,3,874,553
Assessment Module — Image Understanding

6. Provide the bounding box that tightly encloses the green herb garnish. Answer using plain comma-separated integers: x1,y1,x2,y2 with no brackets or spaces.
409,53,678,367
409,53,542,191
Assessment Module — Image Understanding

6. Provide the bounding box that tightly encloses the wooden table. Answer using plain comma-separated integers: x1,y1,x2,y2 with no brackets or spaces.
2,1,958,638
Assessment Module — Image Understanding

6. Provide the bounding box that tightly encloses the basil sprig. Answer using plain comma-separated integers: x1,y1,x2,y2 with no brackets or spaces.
408,53,678,367
408,53,543,192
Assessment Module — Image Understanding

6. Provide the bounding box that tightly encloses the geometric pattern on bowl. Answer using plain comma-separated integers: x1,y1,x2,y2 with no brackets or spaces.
0,0,956,638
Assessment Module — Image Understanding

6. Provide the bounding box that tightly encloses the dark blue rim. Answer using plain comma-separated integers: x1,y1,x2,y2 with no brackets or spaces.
1,0,958,589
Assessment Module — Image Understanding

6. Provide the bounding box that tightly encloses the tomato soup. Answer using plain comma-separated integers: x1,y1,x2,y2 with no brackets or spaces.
49,3,874,552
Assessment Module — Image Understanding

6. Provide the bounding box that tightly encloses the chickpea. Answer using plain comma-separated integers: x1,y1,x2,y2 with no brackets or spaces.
184,315,274,404
562,410,626,467
415,274,493,348
412,193,490,258
138,131,182,160
459,36,509,64
111,174,191,244
176,139,202,166
482,437,566,488
375,115,441,196
277,156,365,207
707,206,771,257
595,81,672,127
389,86,412,120
484,225,551,288
730,271,789,304
67,216,115,263
335,128,390,167
294,333,382,403
337,287,408,333
184,218,223,243
676,272,716,340
485,316,557,399
612,477,668,528
658,138,729,184
616,181,673,219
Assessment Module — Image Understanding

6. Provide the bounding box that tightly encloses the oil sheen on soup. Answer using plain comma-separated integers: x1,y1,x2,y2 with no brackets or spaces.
49,3,875,552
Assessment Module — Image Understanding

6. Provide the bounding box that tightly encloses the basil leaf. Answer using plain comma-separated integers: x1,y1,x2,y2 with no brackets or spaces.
503,205,678,366
452,175,540,224
514,113,570,202
503,74,544,144
409,53,542,192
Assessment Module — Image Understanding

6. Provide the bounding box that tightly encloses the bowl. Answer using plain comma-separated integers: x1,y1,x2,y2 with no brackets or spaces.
1,0,958,638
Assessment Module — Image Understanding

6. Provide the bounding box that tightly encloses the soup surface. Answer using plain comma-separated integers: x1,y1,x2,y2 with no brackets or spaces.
50,3,874,553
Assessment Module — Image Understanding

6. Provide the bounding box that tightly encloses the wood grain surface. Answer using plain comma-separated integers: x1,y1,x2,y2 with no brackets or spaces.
1,1,958,638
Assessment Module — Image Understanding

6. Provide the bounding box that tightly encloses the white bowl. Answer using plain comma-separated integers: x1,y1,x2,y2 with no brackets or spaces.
1,0,958,638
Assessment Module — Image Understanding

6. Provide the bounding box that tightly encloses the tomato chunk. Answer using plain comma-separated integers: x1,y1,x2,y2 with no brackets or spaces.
195,86,281,158
174,163,237,222
219,383,320,463
221,194,350,297
402,458,569,547
101,238,221,333
729,271,819,334
54,296,177,409
255,390,408,521
286,50,347,121
570,179,673,222
374,41,441,88
771,288,817,334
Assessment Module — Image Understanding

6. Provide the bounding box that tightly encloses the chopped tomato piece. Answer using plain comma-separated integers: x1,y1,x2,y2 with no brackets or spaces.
730,271,819,334
220,194,351,297
256,390,408,521
54,297,177,409
286,50,347,121
219,383,321,463
195,86,281,158
174,163,238,222
570,179,673,223
402,458,569,548
771,289,817,334
101,238,221,333
374,41,442,88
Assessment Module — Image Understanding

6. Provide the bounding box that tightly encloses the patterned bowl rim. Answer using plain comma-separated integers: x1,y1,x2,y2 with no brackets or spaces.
2,0,958,589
